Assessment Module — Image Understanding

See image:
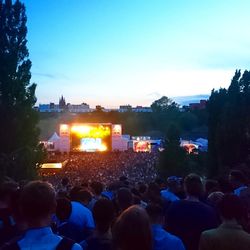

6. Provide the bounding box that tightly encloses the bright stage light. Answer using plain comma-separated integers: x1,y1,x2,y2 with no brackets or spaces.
98,144,107,152
41,163,62,169
71,124,111,138
71,125,91,136
60,124,69,131
70,123,112,152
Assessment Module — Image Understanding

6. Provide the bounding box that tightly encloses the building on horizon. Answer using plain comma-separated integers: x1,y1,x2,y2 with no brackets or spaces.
39,98,152,113
68,103,91,113
118,105,152,112
189,100,207,110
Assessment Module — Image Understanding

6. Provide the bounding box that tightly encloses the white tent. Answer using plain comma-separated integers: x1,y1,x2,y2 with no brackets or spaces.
48,132,60,142
47,132,60,151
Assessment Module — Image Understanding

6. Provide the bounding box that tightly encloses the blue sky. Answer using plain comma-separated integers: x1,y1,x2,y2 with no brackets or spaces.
23,0,250,108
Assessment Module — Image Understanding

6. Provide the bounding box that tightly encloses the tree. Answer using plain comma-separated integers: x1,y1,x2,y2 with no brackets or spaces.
0,0,43,180
158,123,188,177
208,70,250,177
151,96,179,113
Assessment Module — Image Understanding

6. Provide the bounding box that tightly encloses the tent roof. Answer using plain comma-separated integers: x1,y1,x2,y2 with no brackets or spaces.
48,132,60,142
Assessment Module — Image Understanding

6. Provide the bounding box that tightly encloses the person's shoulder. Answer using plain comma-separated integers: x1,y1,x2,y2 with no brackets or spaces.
162,230,185,249
71,201,92,214
72,243,83,250
201,227,218,238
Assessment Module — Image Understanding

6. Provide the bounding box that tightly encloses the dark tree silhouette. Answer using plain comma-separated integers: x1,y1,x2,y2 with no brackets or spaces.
208,70,250,177
0,0,44,180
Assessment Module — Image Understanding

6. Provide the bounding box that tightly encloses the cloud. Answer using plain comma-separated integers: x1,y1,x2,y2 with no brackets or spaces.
146,92,162,99
33,72,55,78
32,72,69,80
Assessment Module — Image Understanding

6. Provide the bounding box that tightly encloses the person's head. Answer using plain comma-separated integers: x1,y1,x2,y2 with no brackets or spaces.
117,188,132,211
61,177,69,187
138,183,147,195
207,192,224,207
113,205,152,250
90,181,104,196
154,178,165,188
184,173,203,198
56,197,72,221
167,176,181,194
218,194,245,221
93,198,115,233
76,189,92,206
70,186,82,201
146,203,164,225
147,182,161,200
20,181,56,226
229,170,247,189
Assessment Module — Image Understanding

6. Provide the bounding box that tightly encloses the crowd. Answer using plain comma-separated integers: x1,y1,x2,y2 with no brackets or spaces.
41,152,159,187
0,152,250,250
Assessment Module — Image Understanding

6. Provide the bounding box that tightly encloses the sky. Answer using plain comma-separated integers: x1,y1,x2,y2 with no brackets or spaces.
23,0,250,108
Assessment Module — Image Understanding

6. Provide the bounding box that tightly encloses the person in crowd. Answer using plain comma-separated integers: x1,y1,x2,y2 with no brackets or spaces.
2,181,82,249
161,176,181,203
76,189,92,207
59,177,71,194
112,205,152,250
88,182,104,211
81,198,115,250
68,188,95,242
56,197,84,242
199,194,250,250
138,182,148,200
229,170,248,196
207,192,224,208
147,182,162,204
116,188,133,214
146,203,185,250
0,181,21,247
166,173,218,250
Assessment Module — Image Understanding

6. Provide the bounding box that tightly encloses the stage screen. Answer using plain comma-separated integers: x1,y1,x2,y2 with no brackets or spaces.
133,141,151,152
70,124,112,152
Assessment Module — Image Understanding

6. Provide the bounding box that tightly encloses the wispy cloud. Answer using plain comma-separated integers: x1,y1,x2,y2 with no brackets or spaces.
32,72,70,80
33,72,55,78
146,92,162,99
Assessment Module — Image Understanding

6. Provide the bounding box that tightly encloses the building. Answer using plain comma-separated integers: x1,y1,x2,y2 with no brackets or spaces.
39,96,91,113
68,103,91,113
132,106,152,112
189,100,207,110
119,105,132,112
39,103,62,112
119,105,152,112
